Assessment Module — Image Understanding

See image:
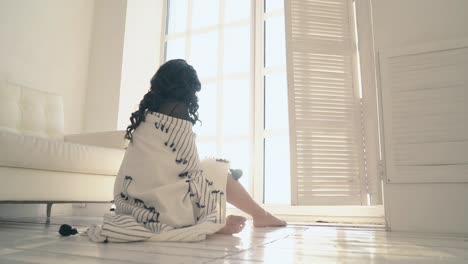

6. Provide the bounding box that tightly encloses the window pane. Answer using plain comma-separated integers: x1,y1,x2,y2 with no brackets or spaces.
225,0,250,23
223,26,250,75
223,79,250,136
264,135,290,204
165,38,186,61
265,15,286,68
265,73,288,131
222,140,250,191
265,0,284,13
194,83,217,137
167,0,188,34
190,31,218,79
196,140,216,159
192,0,219,29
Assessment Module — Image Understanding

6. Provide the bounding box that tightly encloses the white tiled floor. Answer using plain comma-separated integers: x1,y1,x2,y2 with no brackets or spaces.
0,216,466,263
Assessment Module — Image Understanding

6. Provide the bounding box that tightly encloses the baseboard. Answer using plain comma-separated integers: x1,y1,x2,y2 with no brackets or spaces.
0,203,72,218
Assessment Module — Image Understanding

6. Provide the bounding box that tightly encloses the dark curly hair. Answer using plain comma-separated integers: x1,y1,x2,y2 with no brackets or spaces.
125,59,201,141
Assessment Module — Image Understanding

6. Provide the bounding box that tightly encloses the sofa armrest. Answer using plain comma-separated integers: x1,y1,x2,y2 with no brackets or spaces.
65,130,128,149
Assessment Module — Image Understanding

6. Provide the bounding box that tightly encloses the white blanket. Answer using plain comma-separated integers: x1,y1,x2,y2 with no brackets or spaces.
87,112,229,242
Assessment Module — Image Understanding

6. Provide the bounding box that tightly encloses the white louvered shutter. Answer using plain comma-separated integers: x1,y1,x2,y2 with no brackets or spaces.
285,0,366,205
380,40,468,184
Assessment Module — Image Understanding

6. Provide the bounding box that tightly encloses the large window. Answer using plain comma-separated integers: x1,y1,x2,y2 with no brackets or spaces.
164,0,253,191
163,0,381,206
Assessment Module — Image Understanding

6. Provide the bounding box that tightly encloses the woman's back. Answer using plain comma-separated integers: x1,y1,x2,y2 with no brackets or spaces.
114,111,200,227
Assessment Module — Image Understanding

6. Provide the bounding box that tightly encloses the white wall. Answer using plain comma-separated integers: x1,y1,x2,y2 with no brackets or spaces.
0,0,95,134
372,0,468,234
0,0,164,134
83,0,127,133
118,0,165,130
73,0,165,216
83,0,165,133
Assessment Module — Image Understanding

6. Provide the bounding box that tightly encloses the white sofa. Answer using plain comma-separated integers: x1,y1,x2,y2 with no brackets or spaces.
0,78,126,217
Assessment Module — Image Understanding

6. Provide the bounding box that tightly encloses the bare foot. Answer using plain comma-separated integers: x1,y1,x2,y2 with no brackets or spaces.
253,211,287,227
216,215,247,234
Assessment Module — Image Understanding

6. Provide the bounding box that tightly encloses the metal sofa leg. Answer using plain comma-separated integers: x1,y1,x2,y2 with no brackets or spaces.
46,202,53,219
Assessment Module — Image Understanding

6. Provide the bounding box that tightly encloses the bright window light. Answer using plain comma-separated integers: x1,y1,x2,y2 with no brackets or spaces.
165,0,252,192
263,0,291,205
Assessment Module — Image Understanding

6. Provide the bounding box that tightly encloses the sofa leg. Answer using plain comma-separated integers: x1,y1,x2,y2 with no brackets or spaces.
46,203,53,219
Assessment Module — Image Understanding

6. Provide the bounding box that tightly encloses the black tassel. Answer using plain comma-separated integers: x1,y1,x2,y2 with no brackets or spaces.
58,224,78,236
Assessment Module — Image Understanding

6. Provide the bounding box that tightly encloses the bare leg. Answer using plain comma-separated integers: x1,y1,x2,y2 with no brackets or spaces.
225,174,286,227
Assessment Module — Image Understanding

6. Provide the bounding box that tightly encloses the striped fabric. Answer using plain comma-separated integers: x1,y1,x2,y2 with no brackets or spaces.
87,112,229,242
